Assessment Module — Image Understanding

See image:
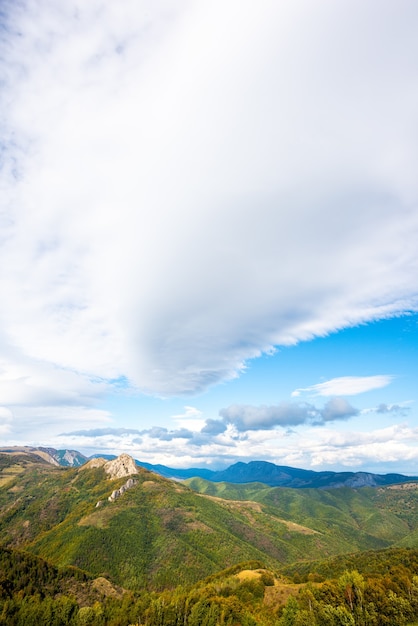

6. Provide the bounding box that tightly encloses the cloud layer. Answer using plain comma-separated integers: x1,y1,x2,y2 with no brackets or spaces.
1,0,418,408
57,410,418,474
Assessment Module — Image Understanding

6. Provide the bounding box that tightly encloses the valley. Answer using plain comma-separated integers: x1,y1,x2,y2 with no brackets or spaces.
2,450,418,624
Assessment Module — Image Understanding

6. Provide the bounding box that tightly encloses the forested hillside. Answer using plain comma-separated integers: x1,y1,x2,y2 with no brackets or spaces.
2,546,418,624
3,453,418,624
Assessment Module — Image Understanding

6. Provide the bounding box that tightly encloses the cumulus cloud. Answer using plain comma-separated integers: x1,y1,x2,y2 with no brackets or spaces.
375,403,411,416
219,398,359,431
292,375,394,398
219,403,315,430
1,0,418,406
201,419,228,435
319,398,359,422
303,424,418,471
147,427,194,441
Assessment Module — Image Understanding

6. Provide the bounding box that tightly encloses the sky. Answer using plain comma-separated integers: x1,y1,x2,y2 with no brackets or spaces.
1,0,418,474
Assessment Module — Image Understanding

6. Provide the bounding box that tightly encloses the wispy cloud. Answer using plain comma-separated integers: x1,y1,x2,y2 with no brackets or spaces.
61,427,143,437
292,375,394,398
0,0,417,407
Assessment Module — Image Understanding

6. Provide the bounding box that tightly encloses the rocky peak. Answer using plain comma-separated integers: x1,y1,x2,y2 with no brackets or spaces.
81,457,107,470
104,454,138,479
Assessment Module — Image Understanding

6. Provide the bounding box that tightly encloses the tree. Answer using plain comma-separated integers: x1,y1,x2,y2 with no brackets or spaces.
338,571,364,614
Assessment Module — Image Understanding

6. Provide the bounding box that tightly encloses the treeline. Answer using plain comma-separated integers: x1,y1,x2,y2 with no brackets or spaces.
0,551,269,625
278,567,418,625
283,547,418,583
0,546,90,594
3,547,418,625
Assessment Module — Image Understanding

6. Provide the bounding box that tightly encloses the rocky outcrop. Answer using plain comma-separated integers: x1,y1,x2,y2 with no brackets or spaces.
104,454,138,479
108,477,137,502
83,454,140,507
81,453,138,478
82,457,107,470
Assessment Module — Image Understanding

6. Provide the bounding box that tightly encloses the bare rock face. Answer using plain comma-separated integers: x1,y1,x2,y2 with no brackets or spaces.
104,454,138,479
108,477,138,502
81,458,107,470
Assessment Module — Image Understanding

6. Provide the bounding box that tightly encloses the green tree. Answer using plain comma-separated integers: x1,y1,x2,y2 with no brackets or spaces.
279,596,300,626
338,570,365,614
77,606,96,626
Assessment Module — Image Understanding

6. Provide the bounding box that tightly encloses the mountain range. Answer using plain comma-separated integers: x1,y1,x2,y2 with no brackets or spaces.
2,445,418,489
2,449,418,590
3,446,418,625
137,459,418,489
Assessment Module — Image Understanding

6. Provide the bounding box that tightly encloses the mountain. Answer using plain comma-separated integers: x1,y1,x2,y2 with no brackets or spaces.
39,446,88,467
0,452,292,589
136,460,216,480
3,451,418,594
204,460,417,488
3,450,418,624
135,458,418,489
0,446,87,467
3,447,416,488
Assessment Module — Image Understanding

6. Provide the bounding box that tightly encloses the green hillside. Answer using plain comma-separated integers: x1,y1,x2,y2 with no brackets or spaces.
3,453,418,595
0,454,322,590
3,454,418,624
186,477,418,552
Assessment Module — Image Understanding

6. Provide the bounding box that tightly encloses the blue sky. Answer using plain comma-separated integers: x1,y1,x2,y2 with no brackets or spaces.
1,1,418,473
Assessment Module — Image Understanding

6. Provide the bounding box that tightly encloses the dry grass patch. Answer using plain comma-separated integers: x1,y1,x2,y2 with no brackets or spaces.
264,581,305,608
234,567,307,609
281,520,319,535
92,577,125,599
236,569,265,582
0,465,25,487
385,483,418,491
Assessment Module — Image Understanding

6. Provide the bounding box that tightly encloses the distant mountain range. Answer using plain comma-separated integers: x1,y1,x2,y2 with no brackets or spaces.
0,446,87,467
2,446,417,489
137,459,418,489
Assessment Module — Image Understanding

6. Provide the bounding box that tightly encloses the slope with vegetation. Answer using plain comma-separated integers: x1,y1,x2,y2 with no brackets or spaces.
0,453,318,589
3,453,418,624
186,477,418,551
2,545,418,624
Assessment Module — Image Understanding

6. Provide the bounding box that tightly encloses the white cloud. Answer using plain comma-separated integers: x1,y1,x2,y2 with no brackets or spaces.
319,398,359,422
0,407,13,436
2,405,112,449
1,0,418,406
219,403,315,430
302,424,418,470
218,399,359,430
171,406,205,431
52,420,418,474
0,349,109,407
292,375,394,398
